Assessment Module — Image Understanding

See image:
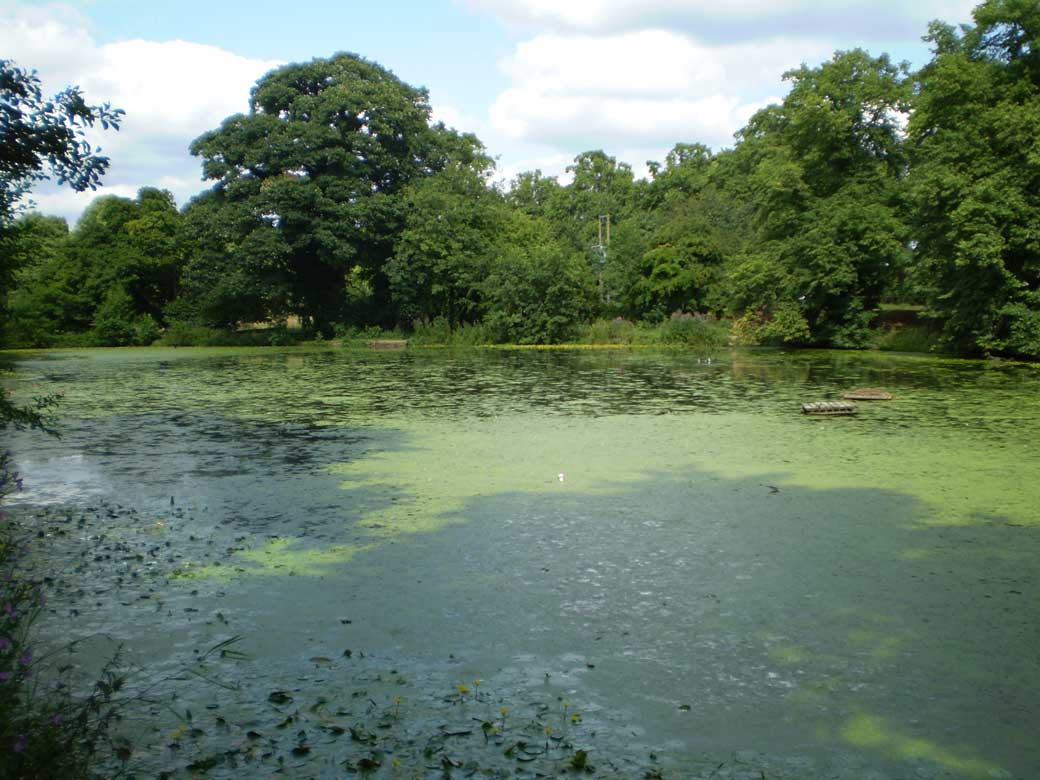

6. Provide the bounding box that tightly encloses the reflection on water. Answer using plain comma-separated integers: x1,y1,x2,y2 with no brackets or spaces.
2,346,1038,778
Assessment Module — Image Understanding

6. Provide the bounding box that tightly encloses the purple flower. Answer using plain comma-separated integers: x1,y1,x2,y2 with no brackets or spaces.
51,714,63,726
3,604,16,619
14,734,27,753
18,650,31,667
0,637,11,651
0,672,11,682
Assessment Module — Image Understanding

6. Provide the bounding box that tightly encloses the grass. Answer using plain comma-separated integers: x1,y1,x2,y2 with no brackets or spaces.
157,323,307,347
874,324,943,354
577,316,731,348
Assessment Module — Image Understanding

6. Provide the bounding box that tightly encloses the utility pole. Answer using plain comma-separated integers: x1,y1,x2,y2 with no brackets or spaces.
592,214,610,302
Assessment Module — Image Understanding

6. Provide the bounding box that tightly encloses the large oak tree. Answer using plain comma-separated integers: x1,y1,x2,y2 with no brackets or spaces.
184,52,481,331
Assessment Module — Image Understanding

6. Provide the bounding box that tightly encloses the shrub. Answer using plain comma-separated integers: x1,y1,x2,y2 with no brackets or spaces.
875,324,942,353
579,318,637,345
408,318,489,346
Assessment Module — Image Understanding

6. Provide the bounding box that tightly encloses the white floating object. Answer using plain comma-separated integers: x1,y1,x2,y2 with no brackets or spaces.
558,473,565,482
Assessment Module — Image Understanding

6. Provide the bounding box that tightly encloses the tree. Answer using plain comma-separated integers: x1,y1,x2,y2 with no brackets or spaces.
724,49,911,345
386,153,502,327
4,189,183,346
482,213,594,344
556,151,638,256
185,52,482,332
1,58,121,425
505,170,563,218
1,59,122,347
0,59,123,226
908,0,1040,356
1,213,72,346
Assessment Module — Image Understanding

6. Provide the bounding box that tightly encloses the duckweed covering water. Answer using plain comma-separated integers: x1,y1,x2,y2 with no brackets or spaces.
2,346,1037,778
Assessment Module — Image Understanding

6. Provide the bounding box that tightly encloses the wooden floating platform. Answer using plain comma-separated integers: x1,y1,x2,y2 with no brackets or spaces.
843,387,893,401
802,401,857,416
367,339,408,350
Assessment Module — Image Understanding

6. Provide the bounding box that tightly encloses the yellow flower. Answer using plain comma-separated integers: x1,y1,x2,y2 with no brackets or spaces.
571,713,581,724
499,707,509,717
456,683,470,695
473,678,482,687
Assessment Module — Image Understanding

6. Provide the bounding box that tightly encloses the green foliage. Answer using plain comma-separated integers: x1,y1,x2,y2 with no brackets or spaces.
875,324,943,353
579,318,639,344
407,317,490,346
156,322,303,347
653,313,730,347
987,299,1040,356
91,286,137,346
732,304,813,346
0,59,123,227
184,52,481,332
4,189,184,347
1,214,70,345
725,49,911,347
907,0,1040,357
386,157,501,327
0,59,121,347
8,12,1040,357
482,214,594,344
631,207,726,321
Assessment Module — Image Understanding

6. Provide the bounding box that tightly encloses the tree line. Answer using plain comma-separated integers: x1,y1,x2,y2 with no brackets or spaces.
2,0,1037,356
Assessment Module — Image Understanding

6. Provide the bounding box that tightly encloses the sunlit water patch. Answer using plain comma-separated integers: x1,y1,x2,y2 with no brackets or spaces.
2,346,1037,778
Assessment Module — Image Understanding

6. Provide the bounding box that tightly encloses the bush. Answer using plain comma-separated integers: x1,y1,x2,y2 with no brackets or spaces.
732,305,811,346
267,324,294,347
875,324,942,353
408,318,490,346
156,323,305,347
579,318,638,345
90,288,137,347
132,314,161,346
653,312,730,347
984,302,1040,359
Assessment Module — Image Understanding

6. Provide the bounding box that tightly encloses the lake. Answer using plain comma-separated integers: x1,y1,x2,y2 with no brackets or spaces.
3,346,1038,779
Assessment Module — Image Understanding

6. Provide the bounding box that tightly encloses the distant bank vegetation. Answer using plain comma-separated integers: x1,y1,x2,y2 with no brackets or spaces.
2,0,1036,359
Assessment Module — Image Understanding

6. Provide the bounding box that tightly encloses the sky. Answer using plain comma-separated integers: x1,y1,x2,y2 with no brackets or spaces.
2,0,979,225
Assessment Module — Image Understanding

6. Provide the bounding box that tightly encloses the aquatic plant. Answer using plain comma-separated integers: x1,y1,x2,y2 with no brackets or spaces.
0,504,126,778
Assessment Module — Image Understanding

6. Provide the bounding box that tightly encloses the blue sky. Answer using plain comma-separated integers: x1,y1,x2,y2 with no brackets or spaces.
3,0,979,223
74,0,509,106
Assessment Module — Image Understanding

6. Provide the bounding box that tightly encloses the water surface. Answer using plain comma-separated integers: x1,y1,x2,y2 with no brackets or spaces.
3,346,1037,778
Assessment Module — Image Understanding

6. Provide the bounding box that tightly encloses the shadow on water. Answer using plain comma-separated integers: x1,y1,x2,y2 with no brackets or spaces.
22,461,1030,778
335,467,1036,779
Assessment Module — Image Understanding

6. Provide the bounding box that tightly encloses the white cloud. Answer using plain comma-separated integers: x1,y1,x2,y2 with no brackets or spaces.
470,0,982,178
491,151,575,187
0,2,97,84
489,30,821,150
2,3,280,224
464,0,979,39
428,91,490,139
